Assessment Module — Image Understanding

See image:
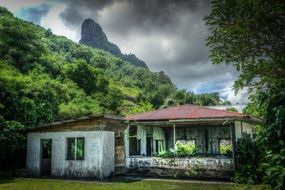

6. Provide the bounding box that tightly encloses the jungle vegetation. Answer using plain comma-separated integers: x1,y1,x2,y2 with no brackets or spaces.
205,0,285,189
0,6,228,171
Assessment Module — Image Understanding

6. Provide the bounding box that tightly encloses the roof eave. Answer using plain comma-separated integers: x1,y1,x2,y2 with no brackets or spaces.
126,115,264,125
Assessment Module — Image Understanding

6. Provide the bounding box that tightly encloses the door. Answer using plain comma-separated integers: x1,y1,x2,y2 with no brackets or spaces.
146,137,152,156
115,137,126,174
40,139,52,176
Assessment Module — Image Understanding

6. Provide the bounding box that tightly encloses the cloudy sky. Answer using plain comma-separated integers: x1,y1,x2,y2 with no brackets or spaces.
0,0,248,104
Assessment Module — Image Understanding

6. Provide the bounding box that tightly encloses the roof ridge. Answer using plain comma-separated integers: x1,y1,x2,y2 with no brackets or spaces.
126,104,186,117
191,104,245,115
126,104,245,118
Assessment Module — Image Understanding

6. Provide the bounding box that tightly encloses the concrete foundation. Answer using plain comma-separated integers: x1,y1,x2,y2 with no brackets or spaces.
126,156,234,179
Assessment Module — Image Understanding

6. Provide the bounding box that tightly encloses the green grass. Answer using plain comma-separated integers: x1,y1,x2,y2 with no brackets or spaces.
0,178,270,190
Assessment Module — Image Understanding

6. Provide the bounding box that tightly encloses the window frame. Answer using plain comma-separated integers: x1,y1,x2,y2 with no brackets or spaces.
218,138,232,155
66,137,85,161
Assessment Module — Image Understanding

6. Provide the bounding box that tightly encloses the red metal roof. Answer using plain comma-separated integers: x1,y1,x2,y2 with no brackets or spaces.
126,104,246,121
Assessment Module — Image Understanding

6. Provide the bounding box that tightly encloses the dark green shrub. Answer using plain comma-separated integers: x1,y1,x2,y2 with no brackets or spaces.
234,138,263,184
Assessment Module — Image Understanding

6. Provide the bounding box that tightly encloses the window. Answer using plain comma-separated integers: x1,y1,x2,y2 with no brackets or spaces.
219,139,232,155
66,137,85,160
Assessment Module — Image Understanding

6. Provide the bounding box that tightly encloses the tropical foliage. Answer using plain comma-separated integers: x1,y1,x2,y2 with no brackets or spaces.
205,0,285,189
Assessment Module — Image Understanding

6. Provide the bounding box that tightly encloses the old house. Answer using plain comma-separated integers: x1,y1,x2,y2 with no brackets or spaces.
124,104,261,178
26,104,261,179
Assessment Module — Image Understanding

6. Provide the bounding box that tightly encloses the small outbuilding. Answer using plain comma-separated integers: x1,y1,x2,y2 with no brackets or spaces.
26,115,126,179
26,105,261,179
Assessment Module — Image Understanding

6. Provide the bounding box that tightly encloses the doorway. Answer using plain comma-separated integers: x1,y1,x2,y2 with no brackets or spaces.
40,139,52,176
146,137,152,156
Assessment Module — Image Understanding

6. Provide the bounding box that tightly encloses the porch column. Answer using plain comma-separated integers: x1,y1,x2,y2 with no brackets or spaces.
230,123,237,171
173,123,176,149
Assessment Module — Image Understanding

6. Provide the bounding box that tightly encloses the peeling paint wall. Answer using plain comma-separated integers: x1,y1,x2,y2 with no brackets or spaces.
126,156,234,179
26,131,114,179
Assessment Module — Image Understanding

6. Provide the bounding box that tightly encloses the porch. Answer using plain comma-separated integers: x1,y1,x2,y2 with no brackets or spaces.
125,121,236,157
124,120,238,179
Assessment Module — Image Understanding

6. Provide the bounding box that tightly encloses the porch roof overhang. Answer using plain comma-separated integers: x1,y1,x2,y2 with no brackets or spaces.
126,115,263,126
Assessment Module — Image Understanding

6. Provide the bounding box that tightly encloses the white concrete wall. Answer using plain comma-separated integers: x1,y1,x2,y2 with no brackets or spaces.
26,131,114,179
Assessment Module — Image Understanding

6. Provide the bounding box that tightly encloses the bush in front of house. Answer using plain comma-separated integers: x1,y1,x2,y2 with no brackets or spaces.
158,143,199,158
176,142,198,157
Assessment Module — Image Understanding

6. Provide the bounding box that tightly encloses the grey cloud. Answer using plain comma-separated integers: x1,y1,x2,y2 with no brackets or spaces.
59,0,114,28
57,0,243,103
19,4,51,25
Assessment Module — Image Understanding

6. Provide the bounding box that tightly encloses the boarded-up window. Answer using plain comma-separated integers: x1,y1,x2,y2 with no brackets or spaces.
219,139,232,155
66,137,85,160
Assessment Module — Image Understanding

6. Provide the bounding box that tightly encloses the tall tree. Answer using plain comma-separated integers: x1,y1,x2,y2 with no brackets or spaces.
205,0,285,189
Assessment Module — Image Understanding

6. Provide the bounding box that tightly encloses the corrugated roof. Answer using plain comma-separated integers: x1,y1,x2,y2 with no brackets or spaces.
126,104,246,121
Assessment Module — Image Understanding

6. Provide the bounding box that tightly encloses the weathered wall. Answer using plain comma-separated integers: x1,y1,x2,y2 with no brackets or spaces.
26,131,114,179
126,156,234,179
125,126,166,156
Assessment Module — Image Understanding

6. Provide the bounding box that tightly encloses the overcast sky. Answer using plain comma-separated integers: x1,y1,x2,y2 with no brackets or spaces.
0,0,248,104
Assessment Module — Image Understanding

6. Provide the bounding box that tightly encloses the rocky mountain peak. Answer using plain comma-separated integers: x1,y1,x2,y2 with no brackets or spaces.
79,18,147,68
80,18,108,44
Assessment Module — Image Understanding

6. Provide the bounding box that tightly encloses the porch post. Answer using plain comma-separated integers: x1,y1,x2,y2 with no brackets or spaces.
173,123,176,149
230,123,237,171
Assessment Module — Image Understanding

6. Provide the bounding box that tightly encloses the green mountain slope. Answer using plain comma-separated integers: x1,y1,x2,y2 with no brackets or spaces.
0,6,227,128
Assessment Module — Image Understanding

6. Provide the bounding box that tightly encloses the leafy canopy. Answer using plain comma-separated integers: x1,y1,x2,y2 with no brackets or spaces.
205,0,285,188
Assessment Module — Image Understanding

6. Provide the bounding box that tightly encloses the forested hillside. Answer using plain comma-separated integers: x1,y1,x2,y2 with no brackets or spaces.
0,6,230,170
0,6,229,128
